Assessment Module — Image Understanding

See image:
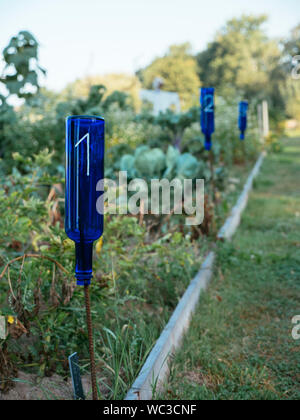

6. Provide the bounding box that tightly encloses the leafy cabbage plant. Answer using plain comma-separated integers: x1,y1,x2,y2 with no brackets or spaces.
119,145,204,181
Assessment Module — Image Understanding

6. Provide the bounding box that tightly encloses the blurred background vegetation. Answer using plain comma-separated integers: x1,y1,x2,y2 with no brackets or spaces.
0,15,299,173
0,14,299,399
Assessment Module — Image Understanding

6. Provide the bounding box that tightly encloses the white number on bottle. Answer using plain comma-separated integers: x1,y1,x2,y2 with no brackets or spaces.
75,133,90,176
204,94,214,113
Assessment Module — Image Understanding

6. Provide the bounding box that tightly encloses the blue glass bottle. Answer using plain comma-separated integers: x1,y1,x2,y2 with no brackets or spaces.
200,87,215,151
65,116,105,286
238,101,248,140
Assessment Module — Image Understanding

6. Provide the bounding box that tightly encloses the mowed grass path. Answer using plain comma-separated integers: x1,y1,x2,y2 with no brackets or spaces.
160,136,300,400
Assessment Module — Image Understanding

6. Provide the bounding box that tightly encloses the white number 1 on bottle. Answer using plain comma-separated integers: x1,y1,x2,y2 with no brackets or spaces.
75,133,90,176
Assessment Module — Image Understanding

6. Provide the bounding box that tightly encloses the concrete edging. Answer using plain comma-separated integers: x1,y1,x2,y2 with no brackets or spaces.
125,152,266,400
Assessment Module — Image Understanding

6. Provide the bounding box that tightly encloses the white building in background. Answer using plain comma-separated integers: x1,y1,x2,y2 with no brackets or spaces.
139,77,181,116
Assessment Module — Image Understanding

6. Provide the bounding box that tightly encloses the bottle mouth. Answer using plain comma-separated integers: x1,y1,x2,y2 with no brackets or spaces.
76,274,92,286
66,115,104,122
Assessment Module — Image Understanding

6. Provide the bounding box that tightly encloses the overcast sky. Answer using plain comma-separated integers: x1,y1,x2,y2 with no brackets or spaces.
1,0,299,91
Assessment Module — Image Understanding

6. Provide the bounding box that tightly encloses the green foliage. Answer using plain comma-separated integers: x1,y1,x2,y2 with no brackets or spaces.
284,79,300,120
196,15,284,116
214,96,260,165
135,147,166,177
62,73,142,111
175,153,200,179
281,24,300,120
1,31,45,100
283,23,300,65
0,84,151,172
0,150,64,262
0,96,16,160
0,149,205,397
119,145,201,181
138,43,199,110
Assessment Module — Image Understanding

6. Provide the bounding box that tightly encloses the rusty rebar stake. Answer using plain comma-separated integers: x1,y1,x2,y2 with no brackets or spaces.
209,150,216,204
209,150,217,234
84,284,98,400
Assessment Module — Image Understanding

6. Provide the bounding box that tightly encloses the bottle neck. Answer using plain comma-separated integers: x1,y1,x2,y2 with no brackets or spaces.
204,135,212,151
75,242,94,286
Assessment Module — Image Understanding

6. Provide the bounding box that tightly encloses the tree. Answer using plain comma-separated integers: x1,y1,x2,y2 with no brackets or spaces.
282,23,300,120
137,43,200,110
284,79,300,120
196,15,282,102
0,95,16,158
284,24,300,63
62,73,141,111
0,31,45,100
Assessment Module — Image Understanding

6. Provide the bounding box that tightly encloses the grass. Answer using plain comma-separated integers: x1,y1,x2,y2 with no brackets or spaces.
159,136,300,400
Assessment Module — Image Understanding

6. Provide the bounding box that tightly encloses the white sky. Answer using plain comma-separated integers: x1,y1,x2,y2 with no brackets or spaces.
1,0,299,91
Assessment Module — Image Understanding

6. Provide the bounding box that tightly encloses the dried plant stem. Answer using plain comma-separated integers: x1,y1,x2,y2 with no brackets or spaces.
7,267,16,301
0,254,69,280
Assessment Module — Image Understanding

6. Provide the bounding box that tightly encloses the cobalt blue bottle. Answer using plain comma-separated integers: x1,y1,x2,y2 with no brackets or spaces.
200,87,215,151
65,116,105,286
238,101,248,140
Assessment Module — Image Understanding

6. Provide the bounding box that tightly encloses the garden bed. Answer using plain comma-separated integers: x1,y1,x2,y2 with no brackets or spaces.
0,153,258,399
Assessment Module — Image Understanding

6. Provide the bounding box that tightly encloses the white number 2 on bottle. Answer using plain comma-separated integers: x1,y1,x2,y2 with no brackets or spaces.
204,95,214,113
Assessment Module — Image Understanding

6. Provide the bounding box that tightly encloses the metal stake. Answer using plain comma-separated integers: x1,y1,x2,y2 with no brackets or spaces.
209,150,216,204
209,150,217,234
84,284,98,400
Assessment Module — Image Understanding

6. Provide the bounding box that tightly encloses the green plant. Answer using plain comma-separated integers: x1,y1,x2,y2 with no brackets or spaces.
1,31,45,100
0,149,208,398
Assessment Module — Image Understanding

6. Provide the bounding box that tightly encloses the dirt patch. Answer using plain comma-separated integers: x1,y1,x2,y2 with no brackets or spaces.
0,371,96,400
183,368,222,390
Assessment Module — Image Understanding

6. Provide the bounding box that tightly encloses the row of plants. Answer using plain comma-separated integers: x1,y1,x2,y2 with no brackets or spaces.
0,149,212,397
